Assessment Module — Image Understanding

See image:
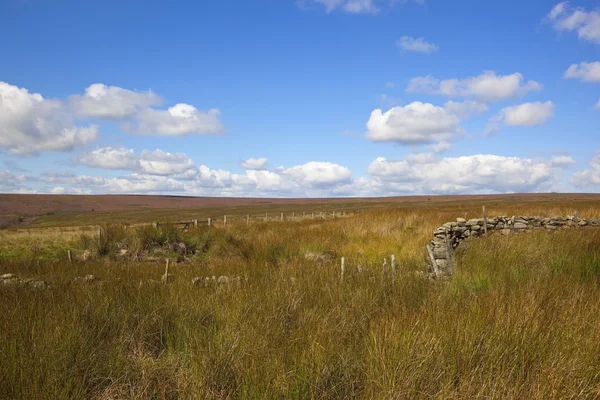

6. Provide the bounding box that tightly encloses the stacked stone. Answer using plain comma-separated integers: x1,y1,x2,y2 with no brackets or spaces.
427,215,600,277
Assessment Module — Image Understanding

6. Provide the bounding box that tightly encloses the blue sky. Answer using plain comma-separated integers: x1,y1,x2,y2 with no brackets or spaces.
0,0,599,196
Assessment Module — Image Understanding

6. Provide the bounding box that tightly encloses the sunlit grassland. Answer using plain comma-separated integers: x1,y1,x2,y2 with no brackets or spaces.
1,198,600,399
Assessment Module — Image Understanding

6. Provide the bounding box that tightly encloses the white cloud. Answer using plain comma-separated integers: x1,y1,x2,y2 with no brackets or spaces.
443,100,488,118
367,154,561,194
241,157,268,170
547,2,600,44
138,150,197,177
74,146,197,178
564,61,600,82
131,103,224,136
550,155,576,167
0,81,98,155
571,154,600,187
69,83,161,119
51,186,66,194
297,0,423,14
396,36,438,54
283,161,352,187
429,141,452,153
385,81,397,88
297,0,379,14
365,102,463,144
407,71,542,103
74,146,139,170
500,101,555,126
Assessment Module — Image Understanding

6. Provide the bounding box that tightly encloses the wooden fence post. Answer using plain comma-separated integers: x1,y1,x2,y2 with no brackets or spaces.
292,212,295,219
280,212,284,222
426,245,440,278
224,215,227,227
265,213,268,222
208,218,212,229
247,214,250,224
341,257,345,281
391,254,396,276
67,249,72,263
193,219,198,227
382,258,387,278
482,206,488,236
312,212,314,219
152,222,158,229
97,227,103,242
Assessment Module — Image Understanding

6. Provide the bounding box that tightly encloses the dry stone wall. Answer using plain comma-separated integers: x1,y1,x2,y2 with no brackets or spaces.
426,215,600,277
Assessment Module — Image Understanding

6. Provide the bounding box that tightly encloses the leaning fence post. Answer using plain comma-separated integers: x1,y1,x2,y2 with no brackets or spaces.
482,206,488,236
391,254,396,276
67,249,72,263
426,245,440,278
341,257,345,281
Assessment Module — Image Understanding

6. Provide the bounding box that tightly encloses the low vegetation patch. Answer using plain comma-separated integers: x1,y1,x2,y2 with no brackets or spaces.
2,201,600,398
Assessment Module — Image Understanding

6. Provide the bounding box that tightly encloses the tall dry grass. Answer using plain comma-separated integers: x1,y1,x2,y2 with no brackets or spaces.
1,204,600,399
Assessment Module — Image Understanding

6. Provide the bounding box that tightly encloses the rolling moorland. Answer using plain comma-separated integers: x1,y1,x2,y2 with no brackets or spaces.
1,193,600,399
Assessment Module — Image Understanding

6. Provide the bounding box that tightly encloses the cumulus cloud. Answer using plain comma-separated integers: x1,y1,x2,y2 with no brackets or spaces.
367,154,562,194
396,36,438,54
571,154,600,188
550,155,576,167
406,71,542,103
547,2,600,44
241,157,268,170
499,101,555,126
429,141,452,153
0,81,98,155
297,0,423,14
69,83,162,119
74,147,198,178
564,61,600,82
74,146,139,170
365,102,463,144
443,100,488,118
130,104,224,136
283,161,352,187
485,101,554,134
138,150,197,177
297,0,379,14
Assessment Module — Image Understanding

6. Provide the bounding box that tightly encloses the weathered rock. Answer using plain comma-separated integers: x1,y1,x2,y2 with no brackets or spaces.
433,248,448,259
304,252,334,262
513,222,528,230
501,229,511,236
456,218,466,225
495,223,505,229
578,220,588,226
467,218,482,226
471,225,481,231
73,274,98,284
79,250,92,261
28,280,47,289
192,277,202,286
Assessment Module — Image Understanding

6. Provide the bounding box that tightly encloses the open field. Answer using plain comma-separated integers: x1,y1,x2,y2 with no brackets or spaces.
2,194,600,399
